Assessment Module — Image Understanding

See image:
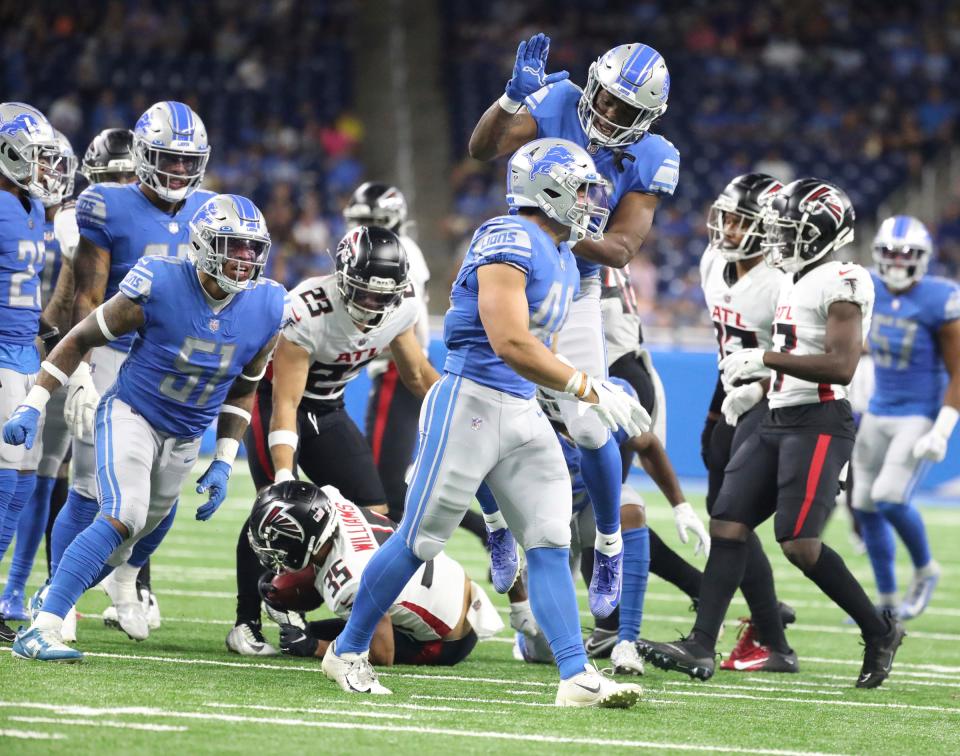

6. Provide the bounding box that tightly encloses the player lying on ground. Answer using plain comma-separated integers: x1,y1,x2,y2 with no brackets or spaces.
639,178,906,689
3,193,285,662
852,215,959,619
321,138,650,708
249,481,502,666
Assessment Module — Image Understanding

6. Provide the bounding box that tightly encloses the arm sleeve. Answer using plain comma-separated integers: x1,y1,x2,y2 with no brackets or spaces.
74,186,113,250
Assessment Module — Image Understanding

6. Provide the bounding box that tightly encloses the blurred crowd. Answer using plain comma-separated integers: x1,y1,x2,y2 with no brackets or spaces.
441,0,960,326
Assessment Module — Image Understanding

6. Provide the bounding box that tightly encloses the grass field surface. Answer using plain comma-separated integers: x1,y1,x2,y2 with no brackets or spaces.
1,470,958,754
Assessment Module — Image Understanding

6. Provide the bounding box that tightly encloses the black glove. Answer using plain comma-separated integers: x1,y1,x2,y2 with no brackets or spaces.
279,623,319,657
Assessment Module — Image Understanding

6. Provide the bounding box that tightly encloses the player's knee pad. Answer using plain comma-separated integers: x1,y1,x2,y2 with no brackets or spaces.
871,473,909,507
850,470,877,512
517,517,571,551
408,533,444,562
564,413,610,450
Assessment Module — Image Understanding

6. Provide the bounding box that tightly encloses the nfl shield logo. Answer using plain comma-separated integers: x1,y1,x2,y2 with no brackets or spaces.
471,416,483,430
168,222,179,234
209,319,220,332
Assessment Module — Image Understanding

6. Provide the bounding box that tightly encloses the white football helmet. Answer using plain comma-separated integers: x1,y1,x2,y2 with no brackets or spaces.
189,194,271,294
507,138,610,244
42,130,77,208
577,44,670,148
0,102,62,203
134,101,209,202
872,215,933,290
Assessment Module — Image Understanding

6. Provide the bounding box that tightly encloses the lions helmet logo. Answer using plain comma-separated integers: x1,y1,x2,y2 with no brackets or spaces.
258,503,305,543
800,185,844,227
529,144,575,179
0,112,43,137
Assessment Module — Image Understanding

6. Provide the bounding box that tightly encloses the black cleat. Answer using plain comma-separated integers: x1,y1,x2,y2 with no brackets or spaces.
584,627,618,659
856,612,906,689
638,637,716,680
0,619,15,643
778,601,797,628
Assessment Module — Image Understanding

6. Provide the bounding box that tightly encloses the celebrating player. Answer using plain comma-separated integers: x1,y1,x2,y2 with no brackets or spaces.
249,481,501,666
0,102,63,643
640,178,906,689
852,215,959,619
469,34,679,616
5,194,284,662
322,138,649,707
229,224,438,656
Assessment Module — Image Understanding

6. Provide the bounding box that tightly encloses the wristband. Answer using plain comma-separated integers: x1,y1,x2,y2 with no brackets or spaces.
214,438,239,467
41,360,69,387
274,468,295,483
220,404,252,424
933,405,959,438
498,93,523,114
23,384,51,412
562,369,592,399
268,430,299,450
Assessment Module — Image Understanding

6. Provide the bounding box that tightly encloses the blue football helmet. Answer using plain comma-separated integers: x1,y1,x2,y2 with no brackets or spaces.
189,194,271,294
0,102,62,203
134,101,210,202
872,215,933,291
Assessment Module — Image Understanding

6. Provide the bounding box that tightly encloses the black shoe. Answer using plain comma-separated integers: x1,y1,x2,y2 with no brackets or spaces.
638,637,716,680
856,612,906,689
0,619,16,643
584,627,618,659
778,601,797,628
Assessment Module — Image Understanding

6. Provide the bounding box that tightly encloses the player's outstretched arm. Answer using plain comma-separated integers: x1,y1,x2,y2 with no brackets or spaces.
71,236,111,328
571,192,658,268
42,257,75,338
268,335,310,481
390,326,440,399
913,319,960,462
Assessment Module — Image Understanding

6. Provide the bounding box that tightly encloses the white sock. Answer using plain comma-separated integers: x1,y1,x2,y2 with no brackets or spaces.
112,562,140,587
483,510,508,531
33,611,63,632
917,560,940,578
878,592,897,607
595,529,622,556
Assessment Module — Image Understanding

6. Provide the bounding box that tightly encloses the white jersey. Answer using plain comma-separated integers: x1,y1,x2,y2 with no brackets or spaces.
284,275,420,401
313,488,466,641
600,266,642,365
768,260,874,409
368,233,431,378
699,245,783,363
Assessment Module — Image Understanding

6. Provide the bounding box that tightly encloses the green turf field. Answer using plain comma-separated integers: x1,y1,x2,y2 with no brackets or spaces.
1,470,958,754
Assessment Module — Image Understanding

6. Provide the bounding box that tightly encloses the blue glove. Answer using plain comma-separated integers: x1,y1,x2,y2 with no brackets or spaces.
3,405,41,449
505,32,569,103
195,460,231,521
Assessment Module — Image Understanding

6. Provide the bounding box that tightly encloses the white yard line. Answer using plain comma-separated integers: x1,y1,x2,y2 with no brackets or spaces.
9,715,187,732
0,728,66,740
203,703,411,720
660,690,960,714
660,681,842,696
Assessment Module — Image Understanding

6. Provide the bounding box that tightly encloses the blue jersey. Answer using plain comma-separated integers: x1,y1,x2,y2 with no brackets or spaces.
443,215,579,399
113,256,286,438
524,80,680,279
40,216,62,309
75,182,216,352
0,189,47,373
868,272,960,419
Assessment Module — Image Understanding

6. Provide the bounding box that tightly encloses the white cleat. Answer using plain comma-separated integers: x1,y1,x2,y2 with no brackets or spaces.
226,622,278,656
101,572,149,641
610,639,645,675
141,589,161,630
555,663,642,708
509,601,539,638
322,641,392,694
60,606,78,643
899,561,941,620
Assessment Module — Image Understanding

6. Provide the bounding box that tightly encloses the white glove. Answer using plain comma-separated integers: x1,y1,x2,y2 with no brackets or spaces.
721,382,764,426
274,468,296,483
64,362,99,442
581,378,651,438
673,501,710,557
719,348,768,388
912,406,958,463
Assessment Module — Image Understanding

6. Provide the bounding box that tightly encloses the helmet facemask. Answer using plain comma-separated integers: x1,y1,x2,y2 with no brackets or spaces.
707,196,765,262
873,243,929,290
135,139,208,202
191,227,270,294
578,68,666,148
337,269,406,327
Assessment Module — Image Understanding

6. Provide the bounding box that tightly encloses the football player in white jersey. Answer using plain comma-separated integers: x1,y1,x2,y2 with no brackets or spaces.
249,481,502,666
641,178,905,690
229,224,439,655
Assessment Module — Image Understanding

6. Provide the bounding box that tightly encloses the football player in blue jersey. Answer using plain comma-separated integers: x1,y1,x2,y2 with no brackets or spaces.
4,194,285,661
321,138,649,707
48,103,214,639
0,102,64,642
852,215,960,620
469,34,679,617
0,129,77,623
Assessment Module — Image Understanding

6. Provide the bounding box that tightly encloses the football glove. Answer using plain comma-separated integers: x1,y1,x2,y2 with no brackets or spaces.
2,405,41,449
195,460,231,521
912,406,958,463
64,361,100,442
504,32,569,104
673,501,710,557
719,348,768,388
279,623,319,658
582,378,651,438
721,382,764,426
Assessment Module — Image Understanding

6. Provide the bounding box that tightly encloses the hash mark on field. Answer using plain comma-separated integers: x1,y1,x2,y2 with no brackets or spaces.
205,703,412,720
661,681,842,696
9,716,187,732
412,694,552,708
660,690,960,714
0,728,66,740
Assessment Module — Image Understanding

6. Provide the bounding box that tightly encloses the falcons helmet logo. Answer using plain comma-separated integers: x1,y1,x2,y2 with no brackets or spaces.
800,185,844,227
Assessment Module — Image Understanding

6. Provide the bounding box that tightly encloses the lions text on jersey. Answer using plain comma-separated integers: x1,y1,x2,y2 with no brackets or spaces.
769,261,875,409
113,255,286,438
283,275,420,403
75,182,215,352
868,272,960,419
524,79,679,278
0,190,46,371
443,215,579,398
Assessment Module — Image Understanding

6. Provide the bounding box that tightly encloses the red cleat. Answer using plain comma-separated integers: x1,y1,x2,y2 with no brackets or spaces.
723,618,759,666
721,639,798,672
